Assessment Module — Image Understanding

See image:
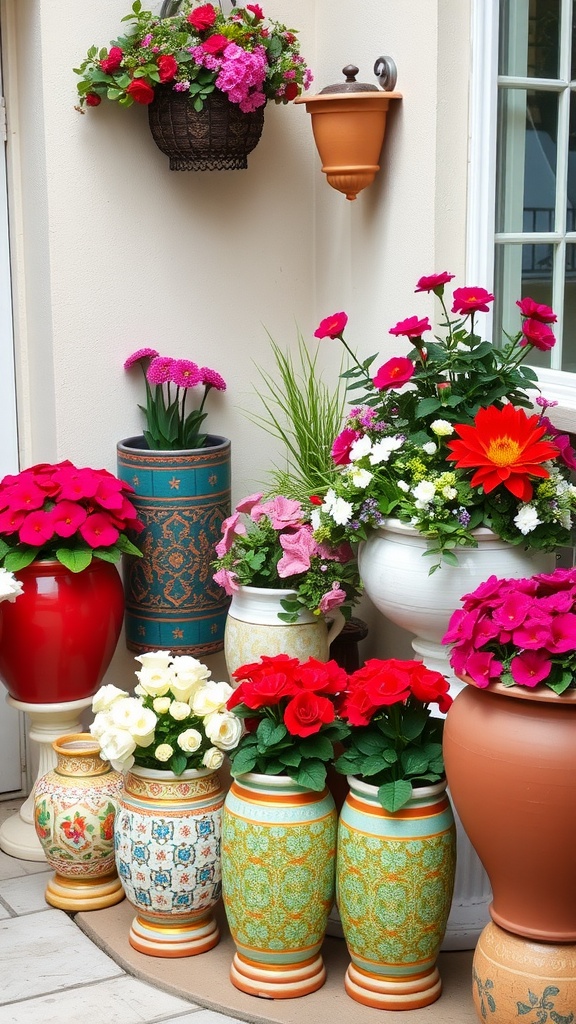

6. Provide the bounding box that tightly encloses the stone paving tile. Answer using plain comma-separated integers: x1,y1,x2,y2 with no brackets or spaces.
1,975,198,1024
161,1013,247,1024
0,869,51,914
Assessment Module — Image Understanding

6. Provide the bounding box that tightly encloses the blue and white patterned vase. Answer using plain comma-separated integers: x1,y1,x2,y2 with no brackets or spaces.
114,765,224,957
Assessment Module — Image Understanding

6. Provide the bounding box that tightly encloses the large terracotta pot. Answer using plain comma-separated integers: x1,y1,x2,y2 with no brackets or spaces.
117,434,230,657
223,585,344,679
0,559,124,703
444,678,576,1024
114,765,224,958
221,772,337,998
337,777,456,1010
34,733,124,910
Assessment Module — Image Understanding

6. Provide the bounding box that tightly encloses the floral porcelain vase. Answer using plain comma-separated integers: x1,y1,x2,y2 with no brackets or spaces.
336,777,456,1010
114,765,225,957
33,733,124,910
221,772,337,998
444,678,576,1023
223,585,344,679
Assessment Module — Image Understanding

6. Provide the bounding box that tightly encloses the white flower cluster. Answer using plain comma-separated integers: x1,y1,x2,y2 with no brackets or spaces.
0,567,23,603
90,651,241,773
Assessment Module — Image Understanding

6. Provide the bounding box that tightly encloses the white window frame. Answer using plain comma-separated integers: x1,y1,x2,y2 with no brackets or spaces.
468,0,576,431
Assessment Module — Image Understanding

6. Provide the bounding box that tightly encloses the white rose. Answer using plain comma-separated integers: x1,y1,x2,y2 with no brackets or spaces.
0,568,23,603
135,666,173,697
170,657,212,701
97,727,137,767
90,711,113,741
204,711,242,751
155,743,173,762
202,747,224,770
430,419,454,437
169,700,191,721
514,505,542,535
369,437,404,465
110,697,154,736
350,467,373,489
152,697,171,714
92,684,129,714
134,651,173,672
177,728,203,753
192,680,234,717
349,435,372,462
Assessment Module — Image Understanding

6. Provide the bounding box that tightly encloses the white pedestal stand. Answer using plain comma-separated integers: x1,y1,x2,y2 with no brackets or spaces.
0,695,92,861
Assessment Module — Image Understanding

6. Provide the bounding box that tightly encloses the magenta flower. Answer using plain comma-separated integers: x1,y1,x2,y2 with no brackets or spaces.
79,513,120,548
235,492,263,514
520,318,556,352
491,591,533,630
414,272,455,293
547,613,576,654
319,581,346,614
277,526,316,577
538,418,576,470
3,479,46,513
50,501,87,538
52,465,100,501
147,356,175,385
171,359,202,388
512,616,553,650
124,348,159,370
510,650,552,687
0,508,25,534
389,316,431,339
18,510,56,546
94,475,125,510
451,287,494,315
213,567,240,595
200,367,227,391
331,428,360,466
463,650,503,687
373,357,415,391
516,297,557,324
314,312,348,340
215,512,247,558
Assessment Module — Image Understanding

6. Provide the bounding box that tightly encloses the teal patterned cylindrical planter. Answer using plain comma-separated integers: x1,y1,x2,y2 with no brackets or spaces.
221,773,337,998
337,777,456,1010
117,435,230,656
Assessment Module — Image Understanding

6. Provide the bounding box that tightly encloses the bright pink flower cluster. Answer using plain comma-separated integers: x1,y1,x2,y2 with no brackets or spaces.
443,568,576,691
0,461,143,558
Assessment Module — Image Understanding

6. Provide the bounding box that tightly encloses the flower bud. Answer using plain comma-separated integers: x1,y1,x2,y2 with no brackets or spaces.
436,381,452,405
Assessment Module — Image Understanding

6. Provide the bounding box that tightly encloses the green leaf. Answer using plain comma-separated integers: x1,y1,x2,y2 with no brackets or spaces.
169,752,188,776
354,731,385,756
56,548,93,573
257,719,287,750
298,734,334,761
106,88,124,101
401,750,431,776
0,538,12,560
116,535,143,558
401,709,427,740
4,548,39,571
229,747,258,776
293,759,327,791
278,749,302,768
378,779,413,812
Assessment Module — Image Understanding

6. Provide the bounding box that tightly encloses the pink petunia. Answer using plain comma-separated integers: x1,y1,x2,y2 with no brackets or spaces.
124,348,159,370
546,612,576,654
373,356,415,391
462,650,503,687
215,513,247,558
451,287,494,315
331,428,360,466
516,297,557,323
319,582,346,614
18,510,56,546
171,359,202,388
491,591,533,631
50,500,87,538
512,615,553,650
510,650,552,687
252,496,303,530
538,417,576,470
314,312,348,340
389,316,431,339
277,526,316,577
414,272,455,293
213,567,240,595
78,513,120,548
235,492,263,514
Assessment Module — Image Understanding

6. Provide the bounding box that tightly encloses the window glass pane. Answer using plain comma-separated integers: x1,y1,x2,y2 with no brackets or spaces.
563,243,576,371
567,91,576,229
494,242,554,369
496,89,558,233
500,0,560,78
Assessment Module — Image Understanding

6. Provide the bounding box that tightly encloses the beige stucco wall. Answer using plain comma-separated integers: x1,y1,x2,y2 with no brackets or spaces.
1,0,472,682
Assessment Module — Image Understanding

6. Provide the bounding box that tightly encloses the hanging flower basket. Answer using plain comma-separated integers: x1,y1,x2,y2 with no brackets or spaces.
147,88,265,171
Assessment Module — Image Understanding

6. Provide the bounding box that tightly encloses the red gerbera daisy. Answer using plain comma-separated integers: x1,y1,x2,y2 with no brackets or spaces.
446,404,560,502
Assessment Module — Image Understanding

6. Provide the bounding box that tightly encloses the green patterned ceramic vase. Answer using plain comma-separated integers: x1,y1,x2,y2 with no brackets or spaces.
221,772,337,998
337,776,456,1010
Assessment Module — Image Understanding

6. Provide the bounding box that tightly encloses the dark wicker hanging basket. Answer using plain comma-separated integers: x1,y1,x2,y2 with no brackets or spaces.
148,88,266,171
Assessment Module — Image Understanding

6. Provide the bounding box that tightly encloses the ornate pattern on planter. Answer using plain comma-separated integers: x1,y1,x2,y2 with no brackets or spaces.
337,778,456,1010
222,773,337,998
115,766,224,957
34,734,124,910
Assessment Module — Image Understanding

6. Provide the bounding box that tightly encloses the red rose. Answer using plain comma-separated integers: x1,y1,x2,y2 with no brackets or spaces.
201,34,230,56
284,82,299,101
126,79,155,105
283,691,335,738
187,3,217,30
520,318,556,352
246,4,264,20
314,311,348,340
339,687,377,727
85,93,102,107
230,672,299,711
157,54,178,83
409,664,453,714
100,46,123,74
296,658,347,695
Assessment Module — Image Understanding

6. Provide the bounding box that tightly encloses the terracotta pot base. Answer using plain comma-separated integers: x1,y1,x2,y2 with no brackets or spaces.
345,962,442,1010
230,951,326,999
45,871,124,912
129,913,220,958
473,922,576,1023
